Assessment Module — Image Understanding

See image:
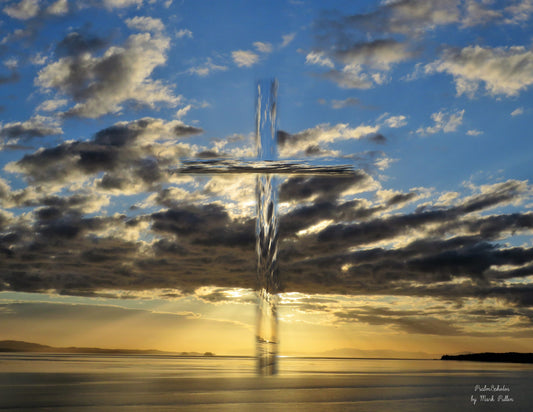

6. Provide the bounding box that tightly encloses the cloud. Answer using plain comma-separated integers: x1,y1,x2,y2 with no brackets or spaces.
511,107,524,116
466,129,483,136
36,31,179,118
416,109,464,136
176,29,193,39
55,32,109,57
253,41,272,53
278,123,379,157
335,39,412,71
0,115,62,141
36,99,68,112
382,114,407,128
334,307,464,335
1,152,532,311
101,0,143,9
231,50,259,68
306,0,463,89
504,0,533,24
279,172,376,204
126,16,165,33
176,104,192,119
367,133,387,144
305,51,334,68
462,0,502,27
336,0,461,36
426,45,533,97
281,33,296,48
318,40,412,89
330,97,361,109
5,117,201,191
187,58,227,76
46,0,68,15
3,0,40,20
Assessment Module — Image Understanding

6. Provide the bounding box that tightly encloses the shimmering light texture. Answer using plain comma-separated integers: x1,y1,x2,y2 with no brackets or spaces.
174,159,354,175
255,80,280,375
256,174,279,375
256,79,278,162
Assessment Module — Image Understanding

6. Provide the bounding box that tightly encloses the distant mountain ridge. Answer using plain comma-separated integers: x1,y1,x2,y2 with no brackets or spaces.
0,340,214,356
441,352,533,364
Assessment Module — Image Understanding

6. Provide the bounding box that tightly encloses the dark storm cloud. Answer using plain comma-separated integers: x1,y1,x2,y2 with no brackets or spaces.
279,172,371,202
0,122,58,139
151,204,255,248
318,180,527,244
55,32,108,57
367,133,387,144
7,118,198,189
315,0,460,43
1,156,532,312
0,117,62,141
174,124,204,137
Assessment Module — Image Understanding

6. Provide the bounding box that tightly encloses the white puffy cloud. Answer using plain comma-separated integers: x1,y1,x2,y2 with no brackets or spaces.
176,29,193,39
315,40,411,89
231,50,259,68
323,65,373,89
416,109,464,136
426,45,533,97
511,107,524,116
126,16,165,33
176,104,192,119
305,51,334,68
46,0,68,15
279,123,379,157
382,115,407,128
3,0,40,20
36,32,179,118
253,41,272,53
36,99,68,112
466,129,483,136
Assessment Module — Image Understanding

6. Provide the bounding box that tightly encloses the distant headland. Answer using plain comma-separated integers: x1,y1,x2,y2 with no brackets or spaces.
441,352,533,364
0,340,215,357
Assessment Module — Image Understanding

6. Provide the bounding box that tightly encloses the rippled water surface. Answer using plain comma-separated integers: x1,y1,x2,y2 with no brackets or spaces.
1,354,532,411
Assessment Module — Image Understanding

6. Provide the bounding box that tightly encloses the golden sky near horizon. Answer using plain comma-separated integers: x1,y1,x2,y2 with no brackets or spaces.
2,289,532,357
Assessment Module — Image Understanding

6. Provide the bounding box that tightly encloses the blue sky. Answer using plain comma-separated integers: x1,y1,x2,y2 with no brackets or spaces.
0,0,533,356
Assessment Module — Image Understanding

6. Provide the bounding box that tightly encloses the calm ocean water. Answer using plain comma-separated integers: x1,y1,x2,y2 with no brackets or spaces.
1,353,532,411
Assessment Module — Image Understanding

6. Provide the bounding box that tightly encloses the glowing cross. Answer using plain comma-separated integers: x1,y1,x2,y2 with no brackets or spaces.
176,80,354,374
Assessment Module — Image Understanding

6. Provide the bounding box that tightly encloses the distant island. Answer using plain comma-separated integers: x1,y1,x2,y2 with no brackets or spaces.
441,352,533,364
0,340,215,357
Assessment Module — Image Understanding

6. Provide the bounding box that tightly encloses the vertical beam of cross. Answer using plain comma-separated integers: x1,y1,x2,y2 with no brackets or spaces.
255,80,280,375
174,79,354,375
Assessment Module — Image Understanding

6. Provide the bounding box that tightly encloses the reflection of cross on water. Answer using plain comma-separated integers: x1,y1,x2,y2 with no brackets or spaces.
176,80,354,375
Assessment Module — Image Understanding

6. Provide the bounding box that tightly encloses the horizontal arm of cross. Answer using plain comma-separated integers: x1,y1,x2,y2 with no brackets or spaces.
171,159,355,175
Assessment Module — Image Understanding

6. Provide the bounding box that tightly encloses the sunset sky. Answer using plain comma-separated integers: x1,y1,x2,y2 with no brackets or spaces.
1,0,533,357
